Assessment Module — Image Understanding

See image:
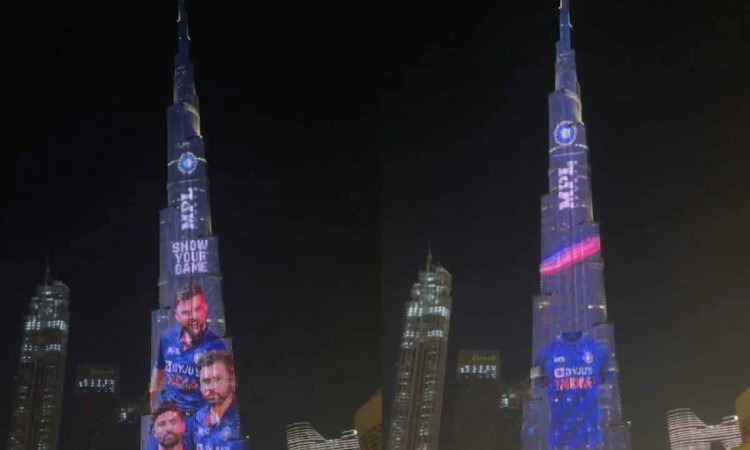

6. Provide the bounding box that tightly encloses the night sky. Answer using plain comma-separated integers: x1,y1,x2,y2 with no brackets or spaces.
2,1,749,450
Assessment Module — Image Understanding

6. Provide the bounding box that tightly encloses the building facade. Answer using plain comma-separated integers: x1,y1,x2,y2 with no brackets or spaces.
498,382,523,449
666,408,743,449
7,273,70,450
521,1,631,449
453,350,501,450
286,423,361,450
387,251,452,450
735,387,750,449
355,390,382,450
141,0,248,447
72,364,119,449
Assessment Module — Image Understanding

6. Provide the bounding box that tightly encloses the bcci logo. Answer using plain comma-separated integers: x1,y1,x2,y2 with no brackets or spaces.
221,427,232,441
583,351,594,365
178,151,198,174
194,352,204,364
554,120,577,146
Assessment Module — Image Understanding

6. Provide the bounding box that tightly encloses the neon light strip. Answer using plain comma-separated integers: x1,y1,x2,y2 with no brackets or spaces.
540,236,601,275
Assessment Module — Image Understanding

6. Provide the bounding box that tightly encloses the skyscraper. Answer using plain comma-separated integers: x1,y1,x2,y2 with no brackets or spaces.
497,382,523,448
286,423,361,450
453,350,501,450
666,408,743,450
142,0,247,447
387,250,452,450
72,364,119,450
521,1,631,448
7,269,70,450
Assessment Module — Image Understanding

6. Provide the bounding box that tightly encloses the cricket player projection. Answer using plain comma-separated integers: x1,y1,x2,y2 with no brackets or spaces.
143,1,248,449
191,351,244,450
151,403,192,450
521,1,632,449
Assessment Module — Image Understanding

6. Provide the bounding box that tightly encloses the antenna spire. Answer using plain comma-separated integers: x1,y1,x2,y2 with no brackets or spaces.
177,0,190,66
426,241,433,271
559,0,572,51
44,253,51,286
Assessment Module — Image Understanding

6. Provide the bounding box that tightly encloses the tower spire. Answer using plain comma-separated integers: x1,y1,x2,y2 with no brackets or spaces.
554,0,580,101
559,0,572,52
44,253,50,286
177,0,190,68
173,0,198,107
426,240,433,271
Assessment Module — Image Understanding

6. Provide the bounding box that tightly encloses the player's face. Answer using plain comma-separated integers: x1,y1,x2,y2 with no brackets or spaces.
200,362,234,407
152,410,184,449
175,294,208,338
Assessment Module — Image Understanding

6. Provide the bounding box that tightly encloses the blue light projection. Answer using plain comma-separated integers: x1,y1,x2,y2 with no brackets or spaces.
554,120,577,146
535,332,611,449
178,151,198,174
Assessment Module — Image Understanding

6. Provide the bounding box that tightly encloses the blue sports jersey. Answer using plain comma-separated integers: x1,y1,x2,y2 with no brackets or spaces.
156,326,227,412
193,398,244,450
535,332,612,449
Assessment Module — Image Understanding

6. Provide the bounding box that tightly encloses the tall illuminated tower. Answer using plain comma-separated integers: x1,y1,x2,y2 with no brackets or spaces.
7,268,70,450
387,250,452,450
521,1,631,449
141,0,247,447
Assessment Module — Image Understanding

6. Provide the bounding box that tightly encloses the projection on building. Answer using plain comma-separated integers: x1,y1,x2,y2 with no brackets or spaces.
142,2,249,449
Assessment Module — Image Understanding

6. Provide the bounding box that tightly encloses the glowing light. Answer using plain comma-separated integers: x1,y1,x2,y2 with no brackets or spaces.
540,236,601,275
554,120,577,146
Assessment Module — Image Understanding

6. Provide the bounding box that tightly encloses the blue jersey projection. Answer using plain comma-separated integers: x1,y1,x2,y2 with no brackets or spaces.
522,1,632,449
156,327,226,412
536,333,611,449
192,399,245,450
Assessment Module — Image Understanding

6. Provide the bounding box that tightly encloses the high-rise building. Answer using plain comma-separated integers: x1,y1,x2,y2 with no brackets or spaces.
7,270,70,450
117,397,148,450
387,250,452,450
286,423,361,450
498,382,523,448
453,350,501,450
72,364,119,449
355,390,382,450
736,387,750,448
141,0,248,448
521,1,631,448
666,408,743,449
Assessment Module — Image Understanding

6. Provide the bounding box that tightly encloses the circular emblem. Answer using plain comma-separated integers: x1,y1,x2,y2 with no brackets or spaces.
554,121,577,146
178,151,198,174
583,351,594,365
221,426,232,441
193,352,204,365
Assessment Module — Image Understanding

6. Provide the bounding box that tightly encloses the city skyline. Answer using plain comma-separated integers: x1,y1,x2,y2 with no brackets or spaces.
2,1,749,449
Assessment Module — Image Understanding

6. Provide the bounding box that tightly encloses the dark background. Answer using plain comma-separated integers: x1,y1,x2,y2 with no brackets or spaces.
1,1,749,450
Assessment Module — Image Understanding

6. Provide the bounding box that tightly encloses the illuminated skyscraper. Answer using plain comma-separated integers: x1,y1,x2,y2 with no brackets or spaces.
521,1,631,448
7,270,70,450
387,250,452,450
141,0,248,447
453,350,501,450
286,423,361,450
666,408,743,450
